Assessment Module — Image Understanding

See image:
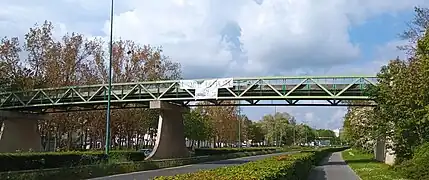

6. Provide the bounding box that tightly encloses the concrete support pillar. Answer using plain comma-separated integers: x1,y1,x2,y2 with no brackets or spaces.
0,111,45,153
374,138,386,162
145,101,190,160
373,137,396,165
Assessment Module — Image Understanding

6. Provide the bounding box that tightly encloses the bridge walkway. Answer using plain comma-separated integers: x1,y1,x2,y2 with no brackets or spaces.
307,152,361,180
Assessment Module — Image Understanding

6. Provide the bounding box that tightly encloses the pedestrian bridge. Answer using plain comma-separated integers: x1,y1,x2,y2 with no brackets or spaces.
0,76,377,113
0,75,377,158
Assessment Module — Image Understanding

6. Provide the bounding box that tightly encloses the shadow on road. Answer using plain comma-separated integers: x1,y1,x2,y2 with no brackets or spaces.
322,158,374,166
343,159,374,164
324,161,347,166
307,166,327,180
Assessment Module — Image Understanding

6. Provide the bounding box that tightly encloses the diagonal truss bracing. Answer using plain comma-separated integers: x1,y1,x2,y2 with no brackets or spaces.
0,76,377,112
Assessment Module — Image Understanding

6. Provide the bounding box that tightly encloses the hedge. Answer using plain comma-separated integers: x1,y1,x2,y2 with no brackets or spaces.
0,147,280,172
154,152,314,180
394,142,429,180
302,146,349,165
154,146,349,180
0,149,282,180
194,147,278,156
0,150,147,172
193,146,317,156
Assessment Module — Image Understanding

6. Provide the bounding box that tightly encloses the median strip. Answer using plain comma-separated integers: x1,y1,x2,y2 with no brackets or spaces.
153,147,348,180
0,148,286,180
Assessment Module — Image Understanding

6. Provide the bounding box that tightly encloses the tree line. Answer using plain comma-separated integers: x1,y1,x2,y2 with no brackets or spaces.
341,7,429,163
0,20,338,152
184,108,339,148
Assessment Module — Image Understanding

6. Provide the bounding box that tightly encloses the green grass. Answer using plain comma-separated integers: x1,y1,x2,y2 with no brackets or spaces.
342,149,409,180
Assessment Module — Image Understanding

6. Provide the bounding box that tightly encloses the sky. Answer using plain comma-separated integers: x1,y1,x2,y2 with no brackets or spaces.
1,0,428,130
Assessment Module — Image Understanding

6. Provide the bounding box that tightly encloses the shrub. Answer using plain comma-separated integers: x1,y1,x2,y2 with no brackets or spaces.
194,147,278,156
154,152,315,180
0,149,281,180
0,147,279,172
0,150,146,172
154,147,347,180
395,142,429,180
301,146,349,165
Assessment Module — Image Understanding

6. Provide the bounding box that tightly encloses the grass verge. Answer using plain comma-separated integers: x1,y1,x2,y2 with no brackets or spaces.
342,149,409,180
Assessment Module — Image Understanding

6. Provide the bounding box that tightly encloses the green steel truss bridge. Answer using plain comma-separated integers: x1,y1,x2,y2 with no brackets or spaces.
0,76,377,113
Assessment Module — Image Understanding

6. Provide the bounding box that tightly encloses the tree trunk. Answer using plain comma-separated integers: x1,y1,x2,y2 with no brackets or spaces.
84,129,88,150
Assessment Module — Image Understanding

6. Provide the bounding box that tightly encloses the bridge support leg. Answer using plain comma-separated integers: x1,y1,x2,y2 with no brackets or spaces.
145,101,189,160
374,138,386,162
0,111,45,153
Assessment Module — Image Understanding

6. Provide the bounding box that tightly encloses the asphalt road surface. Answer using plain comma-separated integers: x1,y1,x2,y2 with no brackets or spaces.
88,151,299,180
307,152,360,180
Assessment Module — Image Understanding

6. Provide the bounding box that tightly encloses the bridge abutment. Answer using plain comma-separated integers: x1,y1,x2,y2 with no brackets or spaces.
0,111,46,152
145,101,190,160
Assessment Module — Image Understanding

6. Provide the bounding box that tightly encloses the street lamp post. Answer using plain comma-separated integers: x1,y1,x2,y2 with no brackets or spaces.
238,100,241,148
275,105,281,147
105,0,114,156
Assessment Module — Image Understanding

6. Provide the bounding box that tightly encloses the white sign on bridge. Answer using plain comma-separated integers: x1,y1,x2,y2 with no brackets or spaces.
179,78,233,99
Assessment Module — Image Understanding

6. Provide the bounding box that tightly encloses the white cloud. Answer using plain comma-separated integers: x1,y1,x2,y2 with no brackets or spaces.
104,0,428,78
1,0,426,78
374,40,409,60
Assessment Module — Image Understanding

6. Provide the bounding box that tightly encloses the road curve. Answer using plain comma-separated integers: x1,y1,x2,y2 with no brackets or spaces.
307,152,361,180
88,151,299,180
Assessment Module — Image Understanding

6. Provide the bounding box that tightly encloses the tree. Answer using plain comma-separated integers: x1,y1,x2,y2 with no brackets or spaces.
259,112,296,146
183,108,213,148
260,114,277,146
200,102,240,147
240,115,252,143
314,129,340,146
342,102,379,152
293,124,315,145
367,36,429,161
0,37,33,92
247,122,265,145
399,7,429,55
342,7,429,162
0,20,183,151
315,129,336,138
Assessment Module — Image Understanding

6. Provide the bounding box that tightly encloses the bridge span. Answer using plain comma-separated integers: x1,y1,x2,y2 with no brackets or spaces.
0,76,377,113
0,76,377,158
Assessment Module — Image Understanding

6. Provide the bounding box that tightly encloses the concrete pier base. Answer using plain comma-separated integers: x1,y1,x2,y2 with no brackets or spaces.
0,111,45,152
374,138,386,162
374,137,396,165
145,101,189,160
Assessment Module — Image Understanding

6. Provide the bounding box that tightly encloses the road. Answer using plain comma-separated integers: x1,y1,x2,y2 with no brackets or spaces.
307,152,360,180
88,151,299,180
